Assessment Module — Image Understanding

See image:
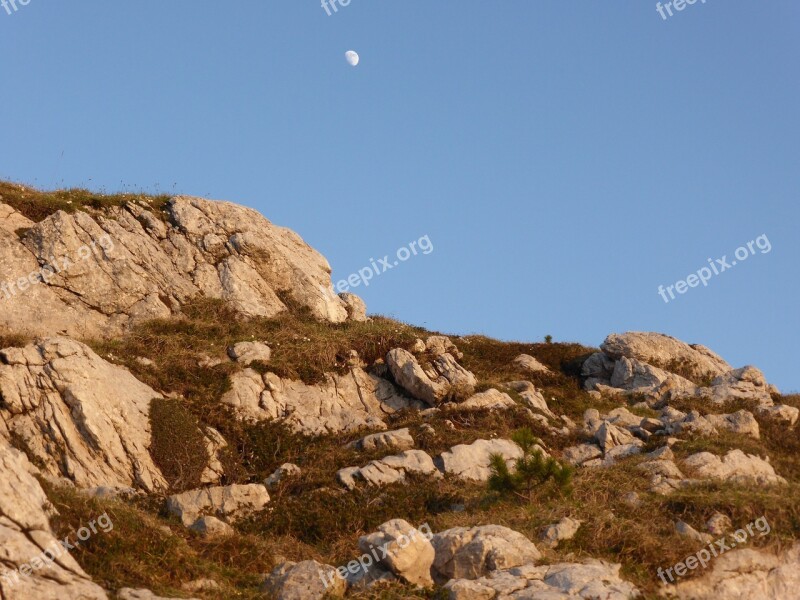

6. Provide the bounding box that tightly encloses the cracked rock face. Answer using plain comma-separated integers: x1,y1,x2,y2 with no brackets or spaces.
221,367,422,436
0,438,108,599
0,196,361,339
663,543,800,600
386,348,477,406
431,525,542,583
601,332,732,382
0,337,167,492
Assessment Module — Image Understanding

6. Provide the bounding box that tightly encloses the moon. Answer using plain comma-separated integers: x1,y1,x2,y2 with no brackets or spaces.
345,50,360,67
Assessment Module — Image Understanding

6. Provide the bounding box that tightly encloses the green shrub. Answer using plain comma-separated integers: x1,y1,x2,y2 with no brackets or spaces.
488,428,573,500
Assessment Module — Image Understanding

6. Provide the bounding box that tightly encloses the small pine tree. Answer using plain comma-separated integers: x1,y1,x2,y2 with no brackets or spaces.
488,427,573,501
544,335,553,344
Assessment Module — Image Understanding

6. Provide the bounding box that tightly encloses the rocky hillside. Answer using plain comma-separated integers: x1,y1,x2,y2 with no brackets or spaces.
0,181,798,600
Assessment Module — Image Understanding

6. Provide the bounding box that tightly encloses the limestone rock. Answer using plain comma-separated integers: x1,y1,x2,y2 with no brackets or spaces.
0,337,167,492
200,427,228,485
431,525,541,583
601,332,731,382
166,483,270,527
337,450,439,489
675,520,713,544
757,404,799,426
504,381,554,417
706,410,760,439
458,389,517,412
188,515,235,538
437,438,525,482
221,367,421,435
663,543,800,600
702,366,776,406
264,463,302,489
0,195,362,339
118,589,197,600
227,341,271,365
540,517,581,549
512,354,551,375
338,292,368,322
386,348,477,405
706,512,732,536
358,520,435,587
682,450,786,486
0,438,108,599
262,560,346,600
424,335,463,359
594,422,643,453
350,428,415,453
562,443,603,467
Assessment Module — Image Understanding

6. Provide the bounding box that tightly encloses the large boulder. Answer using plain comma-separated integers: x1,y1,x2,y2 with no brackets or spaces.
262,560,346,600
0,196,363,339
431,525,541,582
337,450,439,489
663,544,800,600
0,438,108,599
0,337,167,492
682,450,786,486
444,559,639,599
436,438,525,482
386,348,477,406
166,483,270,527
221,367,421,435
601,332,731,382
358,520,435,587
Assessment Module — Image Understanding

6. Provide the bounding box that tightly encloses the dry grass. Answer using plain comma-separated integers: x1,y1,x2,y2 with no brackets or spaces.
0,180,171,223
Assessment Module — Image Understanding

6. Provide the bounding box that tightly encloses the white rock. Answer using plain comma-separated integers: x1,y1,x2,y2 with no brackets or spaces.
350,428,415,453
262,560,346,599
682,450,786,486
386,348,477,405
359,520,435,587
431,525,542,582
540,517,582,549
706,410,760,439
512,354,551,375
118,590,197,600
0,438,108,599
265,463,301,488
437,438,525,482
675,520,713,544
166,483,270,527
0,337,167,492
337,450,439,489
227,341,271,365
188,515,235,538
664,543,800,600
222,367,422,435
338,292,368,322
458,389,517,412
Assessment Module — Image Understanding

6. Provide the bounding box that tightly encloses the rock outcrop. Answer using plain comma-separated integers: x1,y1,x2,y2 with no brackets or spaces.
0,438,108,599
431,525,542,582
166,483,270,527
663,543,800,600
221,367,421,435
0,337,167,492
436,438,525,482
0,196,364,339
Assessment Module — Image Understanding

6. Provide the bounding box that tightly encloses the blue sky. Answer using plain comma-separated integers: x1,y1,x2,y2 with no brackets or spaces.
1,2,798,390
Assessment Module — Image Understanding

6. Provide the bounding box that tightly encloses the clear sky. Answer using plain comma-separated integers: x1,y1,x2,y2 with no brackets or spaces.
1,2,797,390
